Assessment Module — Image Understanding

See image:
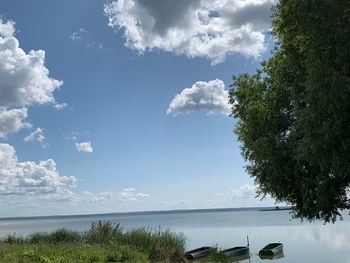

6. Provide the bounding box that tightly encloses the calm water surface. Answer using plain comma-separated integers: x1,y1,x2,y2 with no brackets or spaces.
1,209,349,262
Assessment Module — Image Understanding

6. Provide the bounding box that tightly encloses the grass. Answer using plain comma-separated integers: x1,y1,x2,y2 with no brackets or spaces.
0,221,187,263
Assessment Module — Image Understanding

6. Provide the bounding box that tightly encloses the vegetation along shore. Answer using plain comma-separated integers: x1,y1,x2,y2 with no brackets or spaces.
0,221,187,263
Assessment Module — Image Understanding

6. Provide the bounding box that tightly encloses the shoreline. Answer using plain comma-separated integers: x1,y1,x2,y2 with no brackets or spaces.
0,206,293,221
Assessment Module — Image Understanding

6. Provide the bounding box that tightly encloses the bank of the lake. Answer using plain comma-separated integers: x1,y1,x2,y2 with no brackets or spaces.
1,208,350,262
0,221,186,263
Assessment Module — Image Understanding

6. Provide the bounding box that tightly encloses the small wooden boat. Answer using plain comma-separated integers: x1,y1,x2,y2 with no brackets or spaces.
259,243,283,257
184,246,217,260
222,246,249,257
259,251,285,260
221,236,250,257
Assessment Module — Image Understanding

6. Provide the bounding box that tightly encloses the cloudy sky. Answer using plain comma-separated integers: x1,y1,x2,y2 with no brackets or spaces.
0,0,277,217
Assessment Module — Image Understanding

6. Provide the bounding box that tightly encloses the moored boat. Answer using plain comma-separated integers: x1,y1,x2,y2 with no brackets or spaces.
259,243,283,257
221,246,249,257
220,236,250,257
184,246,217,260
259,251,285,260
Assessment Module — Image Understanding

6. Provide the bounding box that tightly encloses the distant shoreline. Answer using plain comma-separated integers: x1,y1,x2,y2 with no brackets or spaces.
259,207,293,212
0,206,293,222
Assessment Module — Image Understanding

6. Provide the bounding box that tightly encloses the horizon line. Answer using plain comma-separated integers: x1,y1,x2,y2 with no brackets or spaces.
0,205,292,221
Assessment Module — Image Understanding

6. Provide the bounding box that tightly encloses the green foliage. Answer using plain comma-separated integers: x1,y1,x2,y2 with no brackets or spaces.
122,228,186,262
84,221,123,244
208,251,231,263
229,0,350,222
0,221,186,263
4,234,24,244
0,243,149,263
104,245,149,263
29,228,82,244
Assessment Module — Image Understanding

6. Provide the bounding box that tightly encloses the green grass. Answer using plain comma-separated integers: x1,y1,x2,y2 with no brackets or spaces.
0,243,149,263
0,221,187,263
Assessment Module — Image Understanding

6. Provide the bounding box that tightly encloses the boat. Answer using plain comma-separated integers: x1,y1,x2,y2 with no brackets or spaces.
259,243,283,257
184,246,217,260
220,236,250,257
259,251,285,260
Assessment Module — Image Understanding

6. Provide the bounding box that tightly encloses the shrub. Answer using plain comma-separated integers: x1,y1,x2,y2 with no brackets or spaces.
104,245,149,263
84,221,123,244
29,229,81,244
121,228,186,262
0,221,186,262
3,234,24,244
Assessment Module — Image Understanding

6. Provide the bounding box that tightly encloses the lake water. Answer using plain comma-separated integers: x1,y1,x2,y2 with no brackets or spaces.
1,208,349,262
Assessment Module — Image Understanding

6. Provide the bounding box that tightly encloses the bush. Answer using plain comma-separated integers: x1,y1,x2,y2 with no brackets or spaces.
84,221,123,244
29,229,81,244
3,234,24,244
104,245,149,263
122,228,186,262
0,221,186,262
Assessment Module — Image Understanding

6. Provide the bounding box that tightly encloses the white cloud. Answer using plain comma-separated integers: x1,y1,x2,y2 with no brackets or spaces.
118,188,149,202
0,19,15,38
104,0,275,64
69,28,87,42
231,184,257,200
75,141,94,153
0,19,62,138
53,102,68,110
24,127,48,148
63,131,79,141
0,108,30,138
0,143,77,197
76,191,113,202
0,19,62,108
69,28,112,52
167,79,230,116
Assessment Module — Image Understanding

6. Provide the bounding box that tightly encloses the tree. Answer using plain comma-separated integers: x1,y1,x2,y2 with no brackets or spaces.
229,0,350,222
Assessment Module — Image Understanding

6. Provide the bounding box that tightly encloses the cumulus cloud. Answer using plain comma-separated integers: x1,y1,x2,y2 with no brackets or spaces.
231,184,257,200
167,79,230,116
69,28,87,42
75,141,94,153
0,108,30,138
104,0,275,64
0,19,62,138
0,143,77,197
0,19,15,38
118,188,149,202
24,127,48,148
0,19,62,107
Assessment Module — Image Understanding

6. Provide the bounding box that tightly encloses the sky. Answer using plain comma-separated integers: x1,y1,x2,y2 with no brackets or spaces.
0,0,278,217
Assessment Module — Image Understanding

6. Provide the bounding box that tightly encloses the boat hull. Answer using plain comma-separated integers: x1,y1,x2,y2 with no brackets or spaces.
259,251,285,260
221,246,249,257
184,246,217,260
259,243,283,257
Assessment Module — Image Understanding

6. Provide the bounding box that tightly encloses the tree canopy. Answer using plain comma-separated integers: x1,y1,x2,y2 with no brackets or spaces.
229,0,350,222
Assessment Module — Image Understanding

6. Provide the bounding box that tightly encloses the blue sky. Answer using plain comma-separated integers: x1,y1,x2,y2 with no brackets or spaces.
0,0,277,216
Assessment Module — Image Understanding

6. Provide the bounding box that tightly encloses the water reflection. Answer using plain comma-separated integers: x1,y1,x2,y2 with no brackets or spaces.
1,210,350,263
230,253,251,262
259,251,284,260
181,222,350,262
